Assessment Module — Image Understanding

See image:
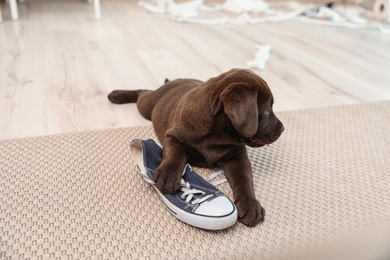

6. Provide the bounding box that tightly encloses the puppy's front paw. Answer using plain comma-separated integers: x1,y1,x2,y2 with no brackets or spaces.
236,198,265,227
153,165,182,194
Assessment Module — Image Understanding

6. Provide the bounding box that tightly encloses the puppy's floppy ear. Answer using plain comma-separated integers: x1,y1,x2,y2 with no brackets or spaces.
221,84,258,137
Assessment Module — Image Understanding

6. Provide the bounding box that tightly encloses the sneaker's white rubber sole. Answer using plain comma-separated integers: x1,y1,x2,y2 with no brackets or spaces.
137,165,237,230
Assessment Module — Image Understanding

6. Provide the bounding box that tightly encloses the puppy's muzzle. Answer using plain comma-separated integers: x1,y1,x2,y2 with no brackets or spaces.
267,123,285,143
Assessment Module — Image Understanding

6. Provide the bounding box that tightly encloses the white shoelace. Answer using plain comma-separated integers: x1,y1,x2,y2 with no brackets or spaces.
180,179,214,205
205,169,227,186
139,164,228,205
180,166,228,205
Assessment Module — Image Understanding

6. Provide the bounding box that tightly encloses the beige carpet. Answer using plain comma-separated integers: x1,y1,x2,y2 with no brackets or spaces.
1,101,390,260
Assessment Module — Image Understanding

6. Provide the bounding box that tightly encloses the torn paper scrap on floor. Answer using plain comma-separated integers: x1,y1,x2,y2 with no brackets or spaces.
247,44,272,70
216,0,269,14
174,8,307,24
138,0,208,18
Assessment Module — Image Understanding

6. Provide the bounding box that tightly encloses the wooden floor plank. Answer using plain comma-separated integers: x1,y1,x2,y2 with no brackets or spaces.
1,0,389,139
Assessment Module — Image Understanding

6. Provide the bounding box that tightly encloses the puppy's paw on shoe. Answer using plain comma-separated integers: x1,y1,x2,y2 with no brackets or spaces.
153,166,182,194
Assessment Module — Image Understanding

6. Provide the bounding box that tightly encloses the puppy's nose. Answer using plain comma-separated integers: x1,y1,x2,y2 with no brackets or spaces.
279,124,285,133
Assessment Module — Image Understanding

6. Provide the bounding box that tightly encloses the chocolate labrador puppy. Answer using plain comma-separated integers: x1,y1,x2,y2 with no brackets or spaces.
108,68,284,226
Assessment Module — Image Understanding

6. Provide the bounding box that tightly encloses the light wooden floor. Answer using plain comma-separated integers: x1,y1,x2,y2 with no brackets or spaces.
1,0,390,140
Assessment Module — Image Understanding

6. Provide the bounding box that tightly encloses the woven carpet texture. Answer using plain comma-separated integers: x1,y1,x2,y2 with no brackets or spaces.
1,101,390,259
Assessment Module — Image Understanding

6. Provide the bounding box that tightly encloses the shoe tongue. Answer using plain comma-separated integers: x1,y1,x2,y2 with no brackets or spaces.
143,139,163,171
181,164,191,177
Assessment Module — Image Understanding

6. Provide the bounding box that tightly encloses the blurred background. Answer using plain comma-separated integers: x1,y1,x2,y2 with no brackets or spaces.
1,0,389,139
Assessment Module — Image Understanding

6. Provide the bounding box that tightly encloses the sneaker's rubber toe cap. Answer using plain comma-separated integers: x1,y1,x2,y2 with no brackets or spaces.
195,196,236,217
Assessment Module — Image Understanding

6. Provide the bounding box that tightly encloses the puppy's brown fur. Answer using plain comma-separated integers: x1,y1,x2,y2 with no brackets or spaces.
108,68,284,226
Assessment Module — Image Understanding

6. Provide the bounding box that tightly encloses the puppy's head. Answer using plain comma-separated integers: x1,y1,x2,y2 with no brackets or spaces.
219,69,284,147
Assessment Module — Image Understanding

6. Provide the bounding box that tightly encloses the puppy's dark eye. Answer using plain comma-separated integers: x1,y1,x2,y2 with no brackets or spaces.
264,110,270,115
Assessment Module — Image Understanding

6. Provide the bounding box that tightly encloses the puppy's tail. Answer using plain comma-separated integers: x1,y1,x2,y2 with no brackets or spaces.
108,90,147,104
108,89,155,120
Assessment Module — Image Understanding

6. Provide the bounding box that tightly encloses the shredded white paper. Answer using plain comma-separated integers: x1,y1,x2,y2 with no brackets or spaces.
138,0,390,69
247,44,272,71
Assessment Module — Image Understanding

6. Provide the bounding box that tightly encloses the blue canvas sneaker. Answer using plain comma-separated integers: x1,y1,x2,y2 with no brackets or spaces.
130,139,237,230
